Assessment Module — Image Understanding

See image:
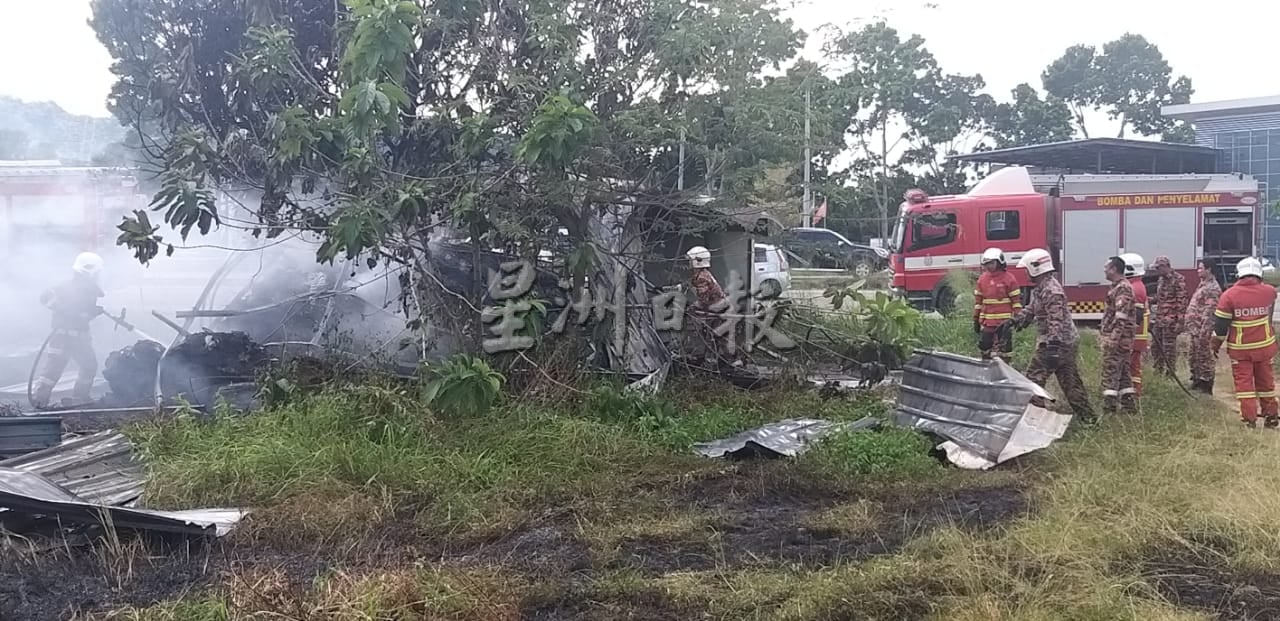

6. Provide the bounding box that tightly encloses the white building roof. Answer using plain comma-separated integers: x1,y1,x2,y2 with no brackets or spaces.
1163,96,1280,121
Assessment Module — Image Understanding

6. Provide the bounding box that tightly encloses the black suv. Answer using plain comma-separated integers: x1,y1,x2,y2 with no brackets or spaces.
777,227,889,277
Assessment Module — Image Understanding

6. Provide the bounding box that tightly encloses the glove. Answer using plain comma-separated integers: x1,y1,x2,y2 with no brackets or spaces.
1042,342,1062,371
973,318,981,334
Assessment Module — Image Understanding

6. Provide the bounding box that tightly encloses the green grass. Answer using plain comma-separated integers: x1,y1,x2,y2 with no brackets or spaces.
129,373,912,539
107,318,1267,620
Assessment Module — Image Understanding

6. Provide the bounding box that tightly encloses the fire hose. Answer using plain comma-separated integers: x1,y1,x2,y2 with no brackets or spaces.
26,308,163,410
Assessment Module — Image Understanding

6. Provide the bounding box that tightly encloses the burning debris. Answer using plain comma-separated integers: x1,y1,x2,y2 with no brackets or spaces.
102,340,164,405
159,331,269,407
94,332,271,410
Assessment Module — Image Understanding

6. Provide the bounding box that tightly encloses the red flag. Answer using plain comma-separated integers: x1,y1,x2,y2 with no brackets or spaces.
813,198,828,225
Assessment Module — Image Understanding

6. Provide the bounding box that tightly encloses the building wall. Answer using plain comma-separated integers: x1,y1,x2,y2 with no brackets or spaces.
707,230,753,293
1195,112,1280,259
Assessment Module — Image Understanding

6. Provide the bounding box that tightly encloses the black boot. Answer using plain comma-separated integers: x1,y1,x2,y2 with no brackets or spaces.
1265,417,1279,429
1204,378,1215,395
1103,396,1119,416
1121,394,1139,415
1244,418,1258,429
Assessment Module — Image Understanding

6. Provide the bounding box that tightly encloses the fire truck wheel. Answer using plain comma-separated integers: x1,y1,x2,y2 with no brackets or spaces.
933,284,958,315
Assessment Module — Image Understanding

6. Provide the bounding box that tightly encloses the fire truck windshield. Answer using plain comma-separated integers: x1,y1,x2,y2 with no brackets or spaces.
890,212,905,252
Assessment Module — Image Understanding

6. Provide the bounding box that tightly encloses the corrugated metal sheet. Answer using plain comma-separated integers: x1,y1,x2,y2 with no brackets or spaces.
894,351,1054,462
0,468,234,537
0,416,62,458
0,434,245,538
0,431,144,506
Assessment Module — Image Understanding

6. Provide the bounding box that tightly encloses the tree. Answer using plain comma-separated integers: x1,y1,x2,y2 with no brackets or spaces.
829,22,989,240
0,96,125,163
1040,45,1098,138
985,83,1075,148
1042,34,1193,140
91,0,806,367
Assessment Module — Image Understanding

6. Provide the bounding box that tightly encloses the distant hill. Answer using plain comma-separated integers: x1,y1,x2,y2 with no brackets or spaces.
0,96,127,164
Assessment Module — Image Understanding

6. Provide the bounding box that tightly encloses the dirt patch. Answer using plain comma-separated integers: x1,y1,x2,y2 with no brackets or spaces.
0,515,590,620
0,538,221,621
454,525,593,576
521,587,690,621
617,476,1028,573
1142,534,1280,620
0,467,1024,619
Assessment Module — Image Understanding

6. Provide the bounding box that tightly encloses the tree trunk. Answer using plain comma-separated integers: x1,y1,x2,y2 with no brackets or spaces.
586,203,670,379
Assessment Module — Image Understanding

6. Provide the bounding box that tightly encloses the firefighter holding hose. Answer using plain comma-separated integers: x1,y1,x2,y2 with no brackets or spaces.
1150,255,1188,377
31,252,106,409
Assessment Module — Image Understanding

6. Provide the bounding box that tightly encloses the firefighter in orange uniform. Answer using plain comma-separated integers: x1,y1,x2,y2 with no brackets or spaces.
973,248,1022,360
1212,257,1279,428
1120,253,1149,402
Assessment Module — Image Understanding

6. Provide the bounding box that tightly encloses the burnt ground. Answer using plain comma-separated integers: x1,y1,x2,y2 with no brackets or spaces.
1141,534,1280,621
0,479,1029,621
615,477,1028,574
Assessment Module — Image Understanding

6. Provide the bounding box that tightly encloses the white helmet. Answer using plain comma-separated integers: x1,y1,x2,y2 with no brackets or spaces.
1237,256,1264,279
686,245,712,269
1120,252,1146,278
1016,248,1055,278
981,247,1005,267
72,252,104,277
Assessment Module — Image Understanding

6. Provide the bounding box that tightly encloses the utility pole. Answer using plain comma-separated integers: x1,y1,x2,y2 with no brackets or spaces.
802,82,812,227
677,128,685,192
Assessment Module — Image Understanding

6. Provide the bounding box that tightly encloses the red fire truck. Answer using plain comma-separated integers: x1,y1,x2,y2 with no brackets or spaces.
889,166,1261,319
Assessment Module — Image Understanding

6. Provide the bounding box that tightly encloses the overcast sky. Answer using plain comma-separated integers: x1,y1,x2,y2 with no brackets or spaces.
2,0,1276,122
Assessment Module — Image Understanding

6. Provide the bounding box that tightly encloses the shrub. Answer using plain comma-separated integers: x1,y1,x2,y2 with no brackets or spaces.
420,354,504,416
824,280,924,367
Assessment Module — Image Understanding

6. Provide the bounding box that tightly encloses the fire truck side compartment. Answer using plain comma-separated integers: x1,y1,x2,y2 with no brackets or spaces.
1061,209,1118,286
1123,207,1197,269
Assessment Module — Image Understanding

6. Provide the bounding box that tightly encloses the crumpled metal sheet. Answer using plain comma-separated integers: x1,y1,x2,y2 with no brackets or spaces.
0,430,144,506
694,416,881,459
0,416,62,458
0,467,242,537
937,402,1071,470
894,351,1064,467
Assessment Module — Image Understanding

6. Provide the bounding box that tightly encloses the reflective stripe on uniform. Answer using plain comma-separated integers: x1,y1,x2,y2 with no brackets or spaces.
1227,336,1276,351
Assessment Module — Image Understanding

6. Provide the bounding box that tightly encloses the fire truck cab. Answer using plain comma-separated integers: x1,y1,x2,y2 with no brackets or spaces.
890,166,1261,319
